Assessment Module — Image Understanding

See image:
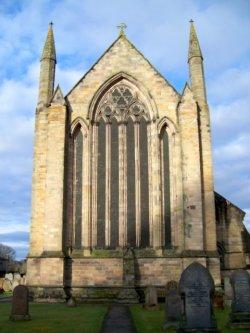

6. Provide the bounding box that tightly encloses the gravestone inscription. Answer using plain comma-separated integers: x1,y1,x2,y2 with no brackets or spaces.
163,280,182,330
229,269,250,329
178,262,218,333
9,285,31,321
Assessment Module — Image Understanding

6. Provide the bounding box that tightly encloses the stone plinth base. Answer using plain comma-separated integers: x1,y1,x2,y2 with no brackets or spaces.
9,314,31,321
229,312,250,330
28,286,66,302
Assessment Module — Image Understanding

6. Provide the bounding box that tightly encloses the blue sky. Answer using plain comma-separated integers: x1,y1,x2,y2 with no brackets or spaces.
0,0,249,260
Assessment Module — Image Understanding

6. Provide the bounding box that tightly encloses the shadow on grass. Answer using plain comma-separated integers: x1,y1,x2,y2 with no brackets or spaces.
0,303,107,333
130,305,245,333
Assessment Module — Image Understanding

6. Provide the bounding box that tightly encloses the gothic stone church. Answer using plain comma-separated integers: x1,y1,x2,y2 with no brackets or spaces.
27,23,250,301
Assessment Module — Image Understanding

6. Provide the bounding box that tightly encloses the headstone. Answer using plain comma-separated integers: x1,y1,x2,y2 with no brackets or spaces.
10,285,31,321
229,269,250,329
13,273,21,281
3,279,12,292
0,277,4,289
5,273,13,281
67,297,77,307
143,286,159,310
163,280,182,329
178,262,218,333
224,276,233,307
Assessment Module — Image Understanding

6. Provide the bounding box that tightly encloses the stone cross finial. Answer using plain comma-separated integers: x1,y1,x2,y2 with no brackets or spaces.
117,23,127,36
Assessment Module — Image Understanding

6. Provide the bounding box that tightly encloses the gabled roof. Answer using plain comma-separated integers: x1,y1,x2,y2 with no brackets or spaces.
66,33,179,97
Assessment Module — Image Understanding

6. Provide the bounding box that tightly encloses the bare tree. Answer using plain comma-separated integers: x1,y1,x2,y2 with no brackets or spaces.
0,243,15,260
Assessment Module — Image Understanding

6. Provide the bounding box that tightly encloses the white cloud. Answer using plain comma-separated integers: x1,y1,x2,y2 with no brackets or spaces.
0,0,249,260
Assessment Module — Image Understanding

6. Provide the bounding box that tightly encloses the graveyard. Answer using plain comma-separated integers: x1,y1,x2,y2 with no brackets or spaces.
0,303,247,333
0,263,249,333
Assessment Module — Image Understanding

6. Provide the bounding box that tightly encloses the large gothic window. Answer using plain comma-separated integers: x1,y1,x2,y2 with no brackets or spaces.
94,83,150,248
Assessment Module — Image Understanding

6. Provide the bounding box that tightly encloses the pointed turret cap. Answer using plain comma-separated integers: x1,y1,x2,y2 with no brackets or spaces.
188,20,203,62
41,22,56,62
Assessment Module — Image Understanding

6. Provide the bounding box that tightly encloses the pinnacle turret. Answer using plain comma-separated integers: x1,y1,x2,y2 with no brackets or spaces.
41,22,56,62
38,23,57,107
188,20,203,62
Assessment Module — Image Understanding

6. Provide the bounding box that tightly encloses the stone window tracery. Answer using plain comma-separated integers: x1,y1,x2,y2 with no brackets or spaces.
96,84,146,122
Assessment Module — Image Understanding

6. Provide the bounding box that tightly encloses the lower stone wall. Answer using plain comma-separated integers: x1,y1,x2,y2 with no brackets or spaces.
26,257,64,286
71,258,123,286
26,255,221,301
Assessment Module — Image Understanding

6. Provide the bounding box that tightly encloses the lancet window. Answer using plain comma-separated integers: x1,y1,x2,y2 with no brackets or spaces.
160,126,171,247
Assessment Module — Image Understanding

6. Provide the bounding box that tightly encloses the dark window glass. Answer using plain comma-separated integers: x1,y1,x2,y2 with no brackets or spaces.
127,117,136,247
97,119,106,247
162,129,171,247
74,129,83,249
140,118,149,247
110,118,119,248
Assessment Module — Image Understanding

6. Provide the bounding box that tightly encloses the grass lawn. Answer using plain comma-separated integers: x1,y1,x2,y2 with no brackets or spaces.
0,291,12,298
0,303,107,333
130,305,245,333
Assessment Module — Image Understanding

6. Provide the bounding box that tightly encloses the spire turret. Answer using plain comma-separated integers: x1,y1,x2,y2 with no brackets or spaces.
38,23,56,107
41,22,56,62
188,20,203,62
188,20,207,103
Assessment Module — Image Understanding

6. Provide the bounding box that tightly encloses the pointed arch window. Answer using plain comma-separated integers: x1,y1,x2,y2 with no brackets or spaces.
160,126,171,247
73,127,83,249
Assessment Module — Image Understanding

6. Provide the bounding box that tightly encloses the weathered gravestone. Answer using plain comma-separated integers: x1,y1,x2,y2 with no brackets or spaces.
9,285,31,321
5,273,13,281
13,273,21,281
229,269,250,329
178,262,218,333
143,286,159,310
0,277,4,289
3,279,12,292
163,280,182,329
224,276,233,307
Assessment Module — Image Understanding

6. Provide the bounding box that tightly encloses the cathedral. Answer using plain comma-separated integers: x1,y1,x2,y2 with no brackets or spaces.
27,22,250,301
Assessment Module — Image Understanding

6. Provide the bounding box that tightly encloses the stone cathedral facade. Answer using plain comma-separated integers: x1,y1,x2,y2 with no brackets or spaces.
27,23,250,301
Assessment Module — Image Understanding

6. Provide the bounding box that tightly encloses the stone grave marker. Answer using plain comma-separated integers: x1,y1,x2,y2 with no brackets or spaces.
178,262,218,332
229,269,250,329
14,273,21,281
163,280,182,329
143,286,159,310
223,276,233,307
3,279,12,292
0,277,4,289
9,285,31,321
5,273,13,281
